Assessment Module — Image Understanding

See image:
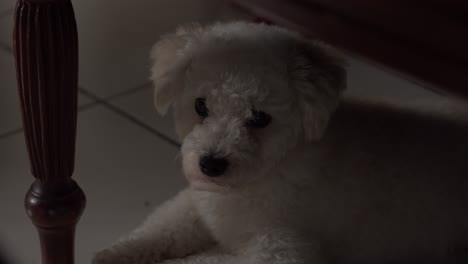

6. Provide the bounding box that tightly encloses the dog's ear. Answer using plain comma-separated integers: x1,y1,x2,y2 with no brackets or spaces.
290,41,346,141
150,24,202,115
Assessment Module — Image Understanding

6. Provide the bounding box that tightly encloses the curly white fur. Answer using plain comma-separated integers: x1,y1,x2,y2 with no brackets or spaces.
93,22,468,264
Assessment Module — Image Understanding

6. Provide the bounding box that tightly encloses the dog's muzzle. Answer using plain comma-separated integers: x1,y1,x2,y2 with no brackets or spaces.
199,155,229,177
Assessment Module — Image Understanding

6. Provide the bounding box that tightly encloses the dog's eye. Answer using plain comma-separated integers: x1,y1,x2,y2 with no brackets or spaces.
195,98,209,117
245,110,271,128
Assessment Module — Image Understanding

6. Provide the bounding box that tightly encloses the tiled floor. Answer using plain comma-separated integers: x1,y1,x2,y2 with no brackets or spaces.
0,1,452,263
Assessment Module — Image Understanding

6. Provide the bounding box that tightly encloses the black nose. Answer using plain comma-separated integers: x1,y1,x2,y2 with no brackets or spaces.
199,155,229,177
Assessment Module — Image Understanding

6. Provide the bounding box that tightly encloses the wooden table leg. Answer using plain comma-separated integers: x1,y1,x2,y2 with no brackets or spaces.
13,0,85,263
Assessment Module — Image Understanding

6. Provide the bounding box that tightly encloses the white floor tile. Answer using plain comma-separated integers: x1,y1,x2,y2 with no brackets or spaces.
74,0,228,98
344,56,445,104
0,12,12,49
0,49,94,136
0,105,186,263
0,0,14,16
0,49,22,136
0,132,39,264
109,87,179,143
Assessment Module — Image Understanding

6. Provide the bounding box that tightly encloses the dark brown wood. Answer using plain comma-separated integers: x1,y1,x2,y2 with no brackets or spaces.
13,0,85,263
231,0,468,100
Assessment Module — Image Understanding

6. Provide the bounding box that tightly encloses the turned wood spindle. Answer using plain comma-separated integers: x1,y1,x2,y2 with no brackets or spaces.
13,0,85,263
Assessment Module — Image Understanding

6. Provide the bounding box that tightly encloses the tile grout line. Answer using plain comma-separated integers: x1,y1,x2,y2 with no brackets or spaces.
79,88,180,148
77,101,100,112
0,42,13,53
0,82,153,140
103,81,152,101
0,100,101,140
0,127,24,139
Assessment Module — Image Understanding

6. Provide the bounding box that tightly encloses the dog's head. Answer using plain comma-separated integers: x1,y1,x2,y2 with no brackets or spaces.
150,22,346,192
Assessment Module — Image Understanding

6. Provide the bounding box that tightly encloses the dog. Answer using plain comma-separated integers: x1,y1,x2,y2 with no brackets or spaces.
93,22,468,264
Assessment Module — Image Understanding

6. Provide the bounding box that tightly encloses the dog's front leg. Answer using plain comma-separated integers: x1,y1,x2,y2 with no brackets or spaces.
93,188,214,264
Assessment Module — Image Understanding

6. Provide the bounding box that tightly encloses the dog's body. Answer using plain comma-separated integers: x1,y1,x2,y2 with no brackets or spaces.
93,22,468,264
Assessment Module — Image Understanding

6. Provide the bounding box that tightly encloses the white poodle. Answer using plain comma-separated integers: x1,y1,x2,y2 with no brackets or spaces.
93,22,468,264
